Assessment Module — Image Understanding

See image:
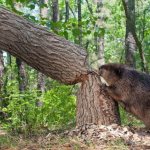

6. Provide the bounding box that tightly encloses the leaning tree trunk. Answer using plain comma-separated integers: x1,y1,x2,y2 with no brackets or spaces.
0,7,120,126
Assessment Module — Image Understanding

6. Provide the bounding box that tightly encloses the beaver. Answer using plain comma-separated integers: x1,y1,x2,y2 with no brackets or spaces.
99,63,150,128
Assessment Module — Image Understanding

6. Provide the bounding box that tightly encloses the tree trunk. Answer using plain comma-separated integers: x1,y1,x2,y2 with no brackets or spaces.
37,72,45,93
77,0,82,46
77,74,120,126
122,0,136,68
0,7,88,85
0,51,4,93
37,0,50,93
122,0,147,71
52,0,59,32
39,0,49,19
96,0,105,67
16,58,27,92
65,0,69,22
0,7,120,126
65,0,69,40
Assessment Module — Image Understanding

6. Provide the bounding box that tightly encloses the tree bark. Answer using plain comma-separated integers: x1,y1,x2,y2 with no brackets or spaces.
37,0,49,93
0,7,88,85
0,7,120,126
15,3,27,92
77,74,120,126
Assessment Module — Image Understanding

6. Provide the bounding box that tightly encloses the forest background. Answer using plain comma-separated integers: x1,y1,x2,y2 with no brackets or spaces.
0,0,150,137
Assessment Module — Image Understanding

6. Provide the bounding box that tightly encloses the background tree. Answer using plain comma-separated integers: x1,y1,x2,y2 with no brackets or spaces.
0,51,4,93
122,0,147,71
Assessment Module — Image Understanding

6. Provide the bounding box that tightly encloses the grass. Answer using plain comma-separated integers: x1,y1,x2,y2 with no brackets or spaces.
0,133,129,150
0,134,17,149
0,108,145,150
105,138,129,150
119,106,144,127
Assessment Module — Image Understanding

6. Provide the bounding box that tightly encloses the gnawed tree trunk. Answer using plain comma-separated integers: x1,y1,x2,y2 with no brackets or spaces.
77,74,120,126
0,7,120,126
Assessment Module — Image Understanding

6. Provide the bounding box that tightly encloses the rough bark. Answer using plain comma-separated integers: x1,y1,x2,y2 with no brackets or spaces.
65,0,69,40
0,7,88,85
77,74,120,126
37,0,49,93
0,7,120,126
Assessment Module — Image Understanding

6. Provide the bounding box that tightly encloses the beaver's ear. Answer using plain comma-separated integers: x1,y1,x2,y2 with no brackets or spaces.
114,67,124,78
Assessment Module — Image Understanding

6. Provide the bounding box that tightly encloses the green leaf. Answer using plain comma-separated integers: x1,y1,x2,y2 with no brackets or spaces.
28,4,35,10
72,28,80,37
64,30,68,39
6,0,13,6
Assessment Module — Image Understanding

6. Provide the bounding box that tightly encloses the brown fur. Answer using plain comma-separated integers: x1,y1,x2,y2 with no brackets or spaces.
99,63,150,128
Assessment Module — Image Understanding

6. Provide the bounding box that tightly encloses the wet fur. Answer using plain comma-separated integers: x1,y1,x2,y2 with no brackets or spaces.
99,63,150,128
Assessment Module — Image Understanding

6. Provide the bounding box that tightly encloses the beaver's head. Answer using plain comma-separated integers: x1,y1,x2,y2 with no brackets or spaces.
99,63,125,86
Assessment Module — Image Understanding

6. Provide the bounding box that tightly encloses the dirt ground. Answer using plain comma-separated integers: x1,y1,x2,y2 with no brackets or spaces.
0,124,150,150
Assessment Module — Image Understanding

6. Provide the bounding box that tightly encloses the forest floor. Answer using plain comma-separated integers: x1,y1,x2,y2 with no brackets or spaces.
0,124,150,150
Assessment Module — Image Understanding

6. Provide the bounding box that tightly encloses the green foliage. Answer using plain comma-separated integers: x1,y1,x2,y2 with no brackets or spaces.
0,135,17,148
1,80,76,135
119,106,144,127
39,83,76,128
4,90,39,134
